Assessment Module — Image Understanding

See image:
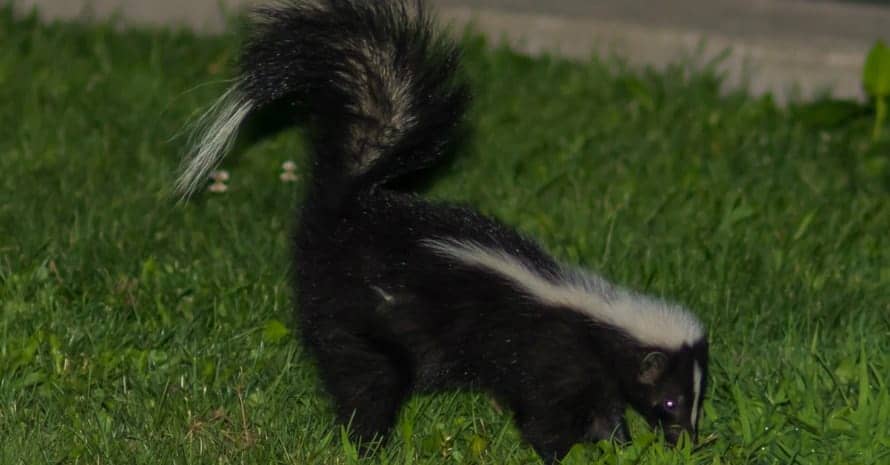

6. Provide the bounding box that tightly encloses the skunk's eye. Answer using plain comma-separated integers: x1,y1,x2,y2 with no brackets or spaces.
662,399,677,411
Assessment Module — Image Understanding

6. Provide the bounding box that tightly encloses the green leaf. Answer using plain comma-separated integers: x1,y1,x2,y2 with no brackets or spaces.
863,41,890,98
469,434,488,458
339,427,359,463
139,256,158,284
261,319,290,344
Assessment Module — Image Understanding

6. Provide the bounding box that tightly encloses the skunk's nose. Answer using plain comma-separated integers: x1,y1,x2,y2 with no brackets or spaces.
664,425,687,446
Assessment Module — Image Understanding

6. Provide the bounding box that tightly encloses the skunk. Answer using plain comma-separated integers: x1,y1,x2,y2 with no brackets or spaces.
177,0,709,462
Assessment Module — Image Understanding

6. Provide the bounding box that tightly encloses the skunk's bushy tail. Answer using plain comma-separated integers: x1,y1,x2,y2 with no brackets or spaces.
177,0,468,197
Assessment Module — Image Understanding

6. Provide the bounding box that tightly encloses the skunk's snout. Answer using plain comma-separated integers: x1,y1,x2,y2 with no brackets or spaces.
664,424,695,446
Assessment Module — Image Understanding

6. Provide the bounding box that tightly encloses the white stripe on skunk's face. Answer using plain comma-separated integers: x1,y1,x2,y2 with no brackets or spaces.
422,238,704,350
691,361,703,430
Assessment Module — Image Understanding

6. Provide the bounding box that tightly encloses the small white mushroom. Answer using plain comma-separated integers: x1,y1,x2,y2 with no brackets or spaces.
210,170,230,182
208,180,229,193
208,170,230,193
280,160,299,182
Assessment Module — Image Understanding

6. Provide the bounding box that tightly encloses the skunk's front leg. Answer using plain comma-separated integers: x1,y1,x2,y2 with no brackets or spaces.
515,405,585,464
585,405,630,444
307,325,413,451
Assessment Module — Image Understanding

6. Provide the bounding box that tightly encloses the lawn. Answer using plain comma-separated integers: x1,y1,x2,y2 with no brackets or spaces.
1,6,888,465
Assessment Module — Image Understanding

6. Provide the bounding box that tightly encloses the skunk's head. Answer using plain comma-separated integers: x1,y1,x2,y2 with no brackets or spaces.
418,238,710,443
627,340,709,445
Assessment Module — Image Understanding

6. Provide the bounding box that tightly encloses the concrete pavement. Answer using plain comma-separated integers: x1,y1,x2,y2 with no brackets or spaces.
12,0,890,100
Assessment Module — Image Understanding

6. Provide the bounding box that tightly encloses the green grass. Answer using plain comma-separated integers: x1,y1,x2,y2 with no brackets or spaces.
1,7,889,465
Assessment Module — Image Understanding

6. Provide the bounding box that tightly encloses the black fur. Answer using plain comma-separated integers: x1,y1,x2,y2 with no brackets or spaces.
188,1,709,462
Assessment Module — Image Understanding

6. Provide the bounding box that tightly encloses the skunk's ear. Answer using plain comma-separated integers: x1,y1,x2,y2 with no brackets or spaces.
639,351,668,385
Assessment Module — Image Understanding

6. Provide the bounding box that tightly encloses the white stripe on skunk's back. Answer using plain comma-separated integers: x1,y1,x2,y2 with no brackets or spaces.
422,238,704,350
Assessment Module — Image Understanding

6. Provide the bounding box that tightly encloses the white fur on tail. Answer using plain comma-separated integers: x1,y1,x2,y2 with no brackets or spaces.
177,84,254,197
423,238,704,350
